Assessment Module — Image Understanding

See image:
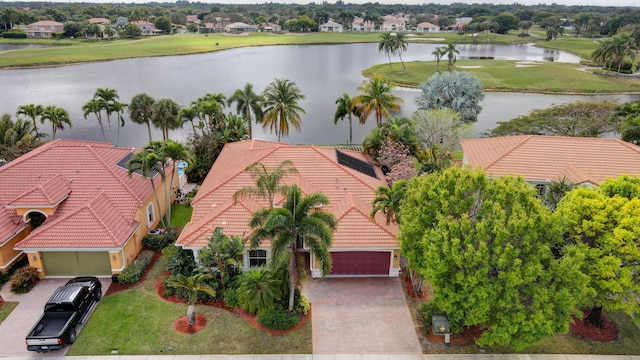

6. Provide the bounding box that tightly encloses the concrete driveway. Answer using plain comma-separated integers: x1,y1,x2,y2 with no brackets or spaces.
303,277,422,354
0,277,110,357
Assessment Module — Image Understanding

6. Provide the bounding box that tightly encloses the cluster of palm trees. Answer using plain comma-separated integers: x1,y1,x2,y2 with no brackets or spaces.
431,42,459,72
591,31,638,78
1,103,72,147
378,31,409,71
460,20,500,42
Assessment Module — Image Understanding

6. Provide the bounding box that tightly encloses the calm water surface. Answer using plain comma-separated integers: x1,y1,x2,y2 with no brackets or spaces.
0,42,636,147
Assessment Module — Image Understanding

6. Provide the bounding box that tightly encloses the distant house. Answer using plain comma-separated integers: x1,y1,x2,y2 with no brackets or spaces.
25,20,63,38
225,22,257,33
130,20,162,35
200,22,225,33
416,22,440,33
88,18,110,24
451,17,473,30
261,22,281,32
186,15,200,24
351,16,375,32
0,139,177,277
381,18,407,32
177,140,401,278
319,20,344,32
460,135,640,196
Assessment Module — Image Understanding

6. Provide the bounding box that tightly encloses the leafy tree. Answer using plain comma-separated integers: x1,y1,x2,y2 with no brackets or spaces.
84,23,102,39
154,16,172,34
487,101,622,137
63,21,84,38
129,93,155,142
555,176,640,327
261,79,306,142
121,23,142,38
249,185,336,312
236,269,282,314
198,227,244,289
493,13,520,34
354,75,403,126
166,273,216,325
415,71,484,124
41,105,71,140
412,108,473,169
233,160,298,209
126,149,166,228
400,167,589,349
152,98,181,141
16,104,43,138
333,93,361,144
228,83,263,140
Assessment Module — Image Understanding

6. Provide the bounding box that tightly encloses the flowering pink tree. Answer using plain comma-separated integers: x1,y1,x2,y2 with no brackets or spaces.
377,139,417,185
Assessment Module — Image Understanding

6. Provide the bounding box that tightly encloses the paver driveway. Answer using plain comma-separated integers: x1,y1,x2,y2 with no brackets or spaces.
0,277,110,357
303,277,422,354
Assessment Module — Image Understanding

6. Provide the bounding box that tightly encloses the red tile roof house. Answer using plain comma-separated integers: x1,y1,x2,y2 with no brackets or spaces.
130,20,162,35
0,139,177,277
460,135,640,196
25,20,63,38
177,140,401,277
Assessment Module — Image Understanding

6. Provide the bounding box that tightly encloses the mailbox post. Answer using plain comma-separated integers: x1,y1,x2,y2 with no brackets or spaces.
431,315,451,346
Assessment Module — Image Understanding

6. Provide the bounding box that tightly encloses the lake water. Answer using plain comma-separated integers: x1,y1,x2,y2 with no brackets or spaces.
0,44,48,51
0,42,636,147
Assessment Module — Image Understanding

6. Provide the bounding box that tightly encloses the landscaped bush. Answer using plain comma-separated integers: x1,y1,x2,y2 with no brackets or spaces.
0,256,29,288
9,267,40,293
162,244,196,276
117,250,154,284
2,30,27,38
257,307,299,330
278,289,310,315
142,227,178,250
223,287,240,309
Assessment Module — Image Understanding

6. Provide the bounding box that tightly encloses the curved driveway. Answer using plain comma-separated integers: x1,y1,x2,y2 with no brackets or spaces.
303,277,422,354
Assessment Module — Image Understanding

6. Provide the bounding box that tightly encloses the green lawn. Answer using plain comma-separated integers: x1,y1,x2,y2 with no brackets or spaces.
0,301,18,324
67,255,311,355
535,36,601,60
365,60,640,94
170,204,193,229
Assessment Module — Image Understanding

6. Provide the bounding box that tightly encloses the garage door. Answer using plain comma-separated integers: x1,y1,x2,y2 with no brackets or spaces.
41,252,111,276
331,251,390,275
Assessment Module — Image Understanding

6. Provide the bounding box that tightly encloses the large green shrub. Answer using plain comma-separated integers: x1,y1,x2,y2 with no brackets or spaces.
2,30,27,38
142,227,178,250
117,250,154,284
0,256,29,288
9,267,40,293
257,307,299,330
162,244,196,276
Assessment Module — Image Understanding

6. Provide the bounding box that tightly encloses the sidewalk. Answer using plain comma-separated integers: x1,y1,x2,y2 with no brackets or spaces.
1,355,639,360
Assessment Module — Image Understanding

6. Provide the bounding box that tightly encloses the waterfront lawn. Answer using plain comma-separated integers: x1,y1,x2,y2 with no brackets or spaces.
67,255,311,355
535,37,601,60
0,301,18,324
365,60,640,94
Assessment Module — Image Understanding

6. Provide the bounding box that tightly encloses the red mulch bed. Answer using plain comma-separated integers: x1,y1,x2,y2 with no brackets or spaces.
156,271,310,335
104,250,162,297
400,274,428,298
0,295,4,307
173,314,207,334
570,310,619,342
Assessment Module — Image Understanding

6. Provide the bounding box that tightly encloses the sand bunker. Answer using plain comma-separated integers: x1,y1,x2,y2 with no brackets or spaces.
515,61,541,65
457,65,483,69
410,37,446,41
515,64,539,68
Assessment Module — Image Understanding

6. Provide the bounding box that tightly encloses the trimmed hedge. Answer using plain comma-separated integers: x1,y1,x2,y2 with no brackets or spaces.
2,31,27,38
142,227,178,250
9,267,40,293
117,250,154,284
257,307,299,330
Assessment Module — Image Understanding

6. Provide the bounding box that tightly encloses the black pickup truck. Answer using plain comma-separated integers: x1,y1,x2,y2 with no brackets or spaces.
25,276,102,352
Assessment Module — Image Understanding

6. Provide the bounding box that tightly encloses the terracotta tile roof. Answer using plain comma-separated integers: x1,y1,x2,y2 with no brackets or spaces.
1,139,168,250
88,18,110,24
178,140,398,250
29,20,63,26
460,135,640,185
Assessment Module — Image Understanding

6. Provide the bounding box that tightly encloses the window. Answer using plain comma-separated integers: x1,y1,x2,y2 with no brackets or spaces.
146,203,155,227
248,250,267,268
535,184,547,199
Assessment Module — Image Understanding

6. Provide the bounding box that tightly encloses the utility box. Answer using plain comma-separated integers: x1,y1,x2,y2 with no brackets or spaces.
431,315,450,334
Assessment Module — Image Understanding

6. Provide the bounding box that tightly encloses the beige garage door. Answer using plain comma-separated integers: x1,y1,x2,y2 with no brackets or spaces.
41,251,111,276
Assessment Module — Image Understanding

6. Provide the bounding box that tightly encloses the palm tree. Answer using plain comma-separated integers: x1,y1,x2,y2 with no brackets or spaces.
221,113,250,142
354,75,403,126
161,140,191,225
112,101,127,147
370,180,408,225
166,273,216,325
178,106,200,138
152,98,181,140
1,115,40,147
41,105,71,140
93,88,122,144
129,93,155,142
198,227,245,289
378,31,394,68
261,79,306,142
333,93,361,144
82,99,107,142
126,149,166,228
391,32,408,71
233,160,298,209
192,93,226,133
236,269,282,314
443,42,459,71
228,83,264,140
431,46,446,73
249,185,336,312
16,104,43,138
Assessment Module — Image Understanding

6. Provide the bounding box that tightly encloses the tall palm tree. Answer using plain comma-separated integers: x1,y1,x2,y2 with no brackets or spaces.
261,79,306,142
354,75,403,126
221,113,250,142
166,273,216,325
112,101,127,147
152,98,181,140
82,98,107,142
249,185,336,312
129,93,155,142
178,106,200,138
192,93,226,133
16,104,43,138
41,105,71,140
370,180,408,225
378,31,394,68
431,46,446,73
333,93,361,144
93,88,123,144
161,140,192,226
443,42,459,71
391,32,408,71
1,115,39,146
233,160,298,209
126,149,166,228
228,83,264,140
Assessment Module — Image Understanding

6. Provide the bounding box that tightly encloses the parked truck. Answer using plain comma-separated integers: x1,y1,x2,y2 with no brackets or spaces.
26,276,102,352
